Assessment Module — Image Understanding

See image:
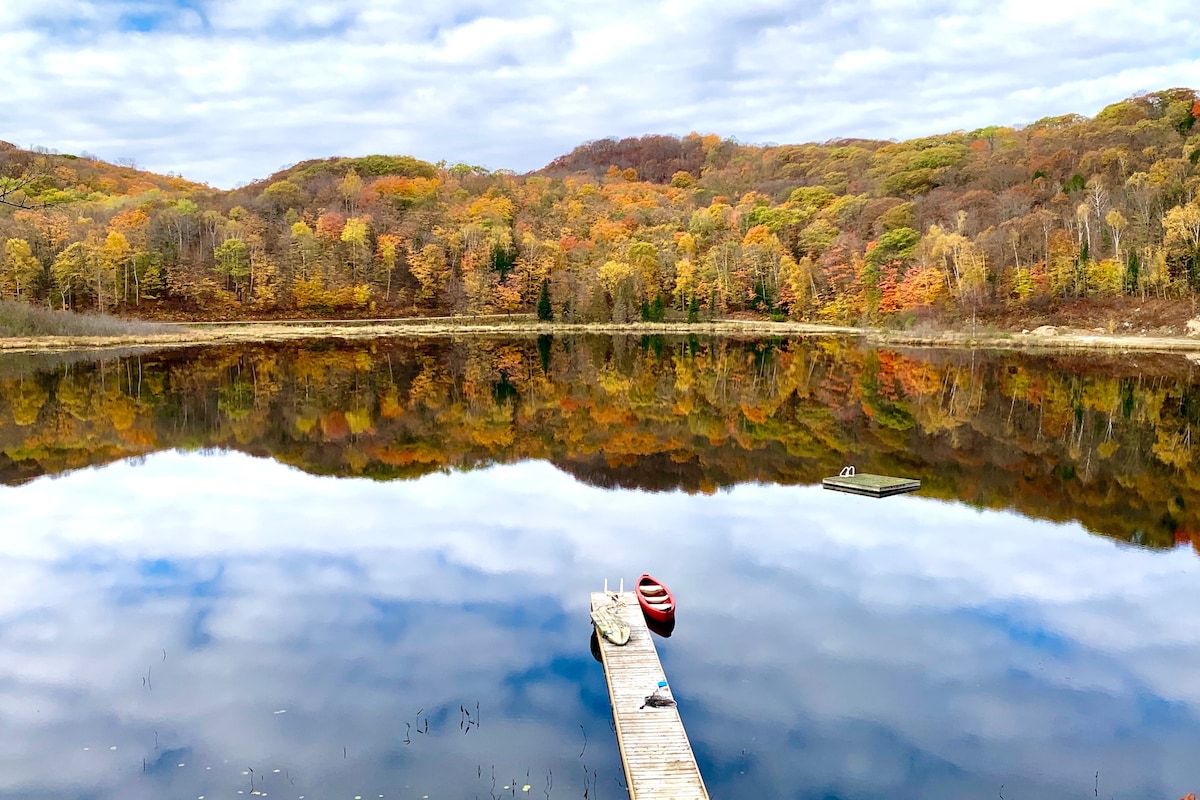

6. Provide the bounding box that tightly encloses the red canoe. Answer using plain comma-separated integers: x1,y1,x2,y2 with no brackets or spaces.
645,614,675,639
635,573,675,624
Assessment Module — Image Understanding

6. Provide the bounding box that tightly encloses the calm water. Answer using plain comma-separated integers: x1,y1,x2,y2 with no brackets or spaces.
1,335,1199,800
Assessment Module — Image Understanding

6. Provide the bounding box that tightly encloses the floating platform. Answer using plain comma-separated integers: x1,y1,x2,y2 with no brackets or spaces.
822,472,920,497
589,591,709,800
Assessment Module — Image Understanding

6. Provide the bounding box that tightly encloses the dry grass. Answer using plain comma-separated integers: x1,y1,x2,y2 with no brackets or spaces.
0,300,171,338
0,312,1199,356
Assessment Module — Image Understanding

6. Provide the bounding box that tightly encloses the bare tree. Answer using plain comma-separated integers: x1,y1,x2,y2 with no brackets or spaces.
0,174,44,208
0,149,53,209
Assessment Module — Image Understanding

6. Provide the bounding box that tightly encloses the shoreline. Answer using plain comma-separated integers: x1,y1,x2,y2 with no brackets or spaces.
2,317,1200,357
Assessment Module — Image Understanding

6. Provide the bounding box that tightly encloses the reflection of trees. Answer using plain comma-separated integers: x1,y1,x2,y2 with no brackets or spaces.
1,337,1199,553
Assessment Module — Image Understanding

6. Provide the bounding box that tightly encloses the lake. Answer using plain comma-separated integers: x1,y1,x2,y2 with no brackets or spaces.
1,334,1198,800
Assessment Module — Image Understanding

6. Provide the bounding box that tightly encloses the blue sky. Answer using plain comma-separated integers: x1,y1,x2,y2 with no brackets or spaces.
2,0,1198,188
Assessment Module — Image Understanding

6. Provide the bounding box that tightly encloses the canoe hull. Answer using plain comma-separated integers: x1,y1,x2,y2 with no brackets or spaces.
645,614,675,638
635,573,676,624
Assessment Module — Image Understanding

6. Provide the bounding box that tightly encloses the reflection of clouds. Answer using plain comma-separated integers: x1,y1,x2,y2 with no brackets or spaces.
0,452,1199,798
1,456,621,798
664,487,1200,798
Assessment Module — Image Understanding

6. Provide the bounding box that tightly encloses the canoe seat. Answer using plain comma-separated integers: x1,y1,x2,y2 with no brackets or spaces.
640,585,665,596
645,595,672,605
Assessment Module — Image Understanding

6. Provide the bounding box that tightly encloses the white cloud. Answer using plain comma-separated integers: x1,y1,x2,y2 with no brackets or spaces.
0,0,1196,186
831,47,897,75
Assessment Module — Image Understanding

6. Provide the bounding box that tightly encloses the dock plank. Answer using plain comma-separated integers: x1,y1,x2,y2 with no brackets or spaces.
822,472,920,497
590,591,709,800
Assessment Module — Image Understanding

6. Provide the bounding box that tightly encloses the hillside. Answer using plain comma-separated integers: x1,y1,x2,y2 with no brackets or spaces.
2,88,1199,328
0,140,208,206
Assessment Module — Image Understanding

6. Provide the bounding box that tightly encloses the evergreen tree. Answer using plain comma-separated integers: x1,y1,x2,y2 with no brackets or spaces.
536,279,553,321
650,294,665,322
1125,251,1140,295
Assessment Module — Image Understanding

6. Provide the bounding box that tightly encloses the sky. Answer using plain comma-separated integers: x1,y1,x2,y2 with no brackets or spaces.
1,0,1198,188
1,452,1200,797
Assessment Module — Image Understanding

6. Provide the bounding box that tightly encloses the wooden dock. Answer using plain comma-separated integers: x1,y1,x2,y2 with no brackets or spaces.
822,471,920,497
590,591,709,800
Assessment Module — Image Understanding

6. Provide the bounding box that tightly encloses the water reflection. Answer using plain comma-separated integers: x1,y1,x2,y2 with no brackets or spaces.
1,336,1199,798
1,336,1199,551
1,451,1199,798
1,455,625,800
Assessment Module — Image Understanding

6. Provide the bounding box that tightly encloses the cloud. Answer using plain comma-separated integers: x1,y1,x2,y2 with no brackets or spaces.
0,0,1196,186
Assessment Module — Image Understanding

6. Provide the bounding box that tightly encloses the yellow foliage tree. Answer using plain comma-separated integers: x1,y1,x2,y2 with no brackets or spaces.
51,241,89,308
95,231,129,309
1086,258,1123,297
375,233,402,300
410,243,449,305
2,238,41,301
341,216,371,282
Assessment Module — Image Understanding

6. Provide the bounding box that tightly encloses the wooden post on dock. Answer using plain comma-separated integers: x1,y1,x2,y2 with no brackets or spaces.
590,591,709,800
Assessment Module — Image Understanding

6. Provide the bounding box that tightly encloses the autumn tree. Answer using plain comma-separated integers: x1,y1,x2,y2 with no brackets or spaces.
341,216,371,283
376,233,402,301
410,243,449,306
2,238,41,301
1163,199,1200,288
0,152,55,209
339,169,364,215
924,217,988,311
51,241,89,308
94,231,129,310
261,180,306,215
778,253,814,317
1105,208,1127,265
214,238,250,300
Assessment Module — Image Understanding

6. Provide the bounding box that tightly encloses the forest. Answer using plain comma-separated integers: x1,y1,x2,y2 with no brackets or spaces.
1,336,1197,554
1,88,1199,326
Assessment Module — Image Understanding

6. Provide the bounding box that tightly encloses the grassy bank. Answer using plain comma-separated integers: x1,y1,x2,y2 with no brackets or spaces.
0,300,171,338
1,309,1200,356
